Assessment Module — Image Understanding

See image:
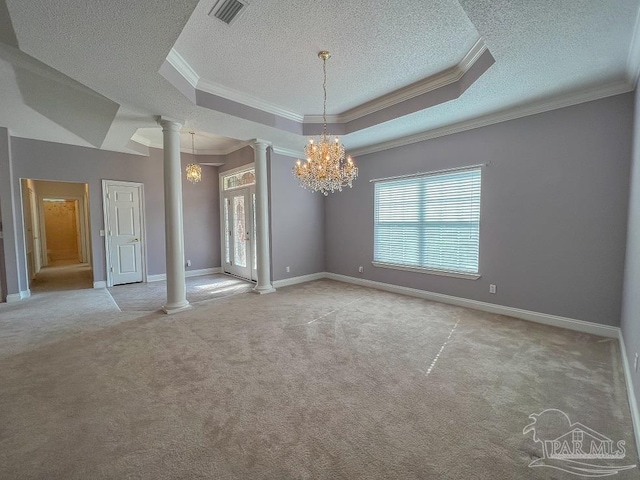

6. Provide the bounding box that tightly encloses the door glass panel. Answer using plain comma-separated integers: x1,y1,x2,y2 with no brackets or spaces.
252,193,257,271
224,199,230,263
233,195,246,268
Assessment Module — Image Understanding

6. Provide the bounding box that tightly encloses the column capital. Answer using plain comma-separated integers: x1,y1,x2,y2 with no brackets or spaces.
250,139,272,151
157,116,183,132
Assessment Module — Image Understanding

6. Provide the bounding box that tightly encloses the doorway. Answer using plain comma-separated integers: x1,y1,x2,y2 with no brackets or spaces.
102,180,146,286
221,167,257,281
20,179,92,292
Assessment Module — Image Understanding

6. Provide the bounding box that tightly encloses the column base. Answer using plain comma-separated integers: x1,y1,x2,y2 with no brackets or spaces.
162,302,192,315
253,285,276,295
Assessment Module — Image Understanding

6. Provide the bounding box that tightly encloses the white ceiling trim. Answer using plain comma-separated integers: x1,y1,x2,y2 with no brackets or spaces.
305,39,488,124
167,39,487,127
130,132,250,156
627,5,640,86
271,146,301,158
196,76,305,123
350,80,634,158
166,49,200,88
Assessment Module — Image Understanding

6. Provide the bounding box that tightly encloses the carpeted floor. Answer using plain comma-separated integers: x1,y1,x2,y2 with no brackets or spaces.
31,262,93,292
0,264,147,359
0,279,638,479
108,274,253,311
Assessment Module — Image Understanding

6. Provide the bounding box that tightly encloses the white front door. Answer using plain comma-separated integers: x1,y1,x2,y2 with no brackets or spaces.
223,187,255,280
105,182,144,285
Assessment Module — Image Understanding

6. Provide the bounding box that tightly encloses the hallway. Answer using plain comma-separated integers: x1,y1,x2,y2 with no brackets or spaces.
30,263,92,293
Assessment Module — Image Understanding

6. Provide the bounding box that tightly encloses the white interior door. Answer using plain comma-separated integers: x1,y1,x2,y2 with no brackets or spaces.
105,182,144,285
223,187,254,280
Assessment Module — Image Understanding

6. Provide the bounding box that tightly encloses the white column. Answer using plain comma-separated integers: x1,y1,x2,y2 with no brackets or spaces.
159,119,191,313
251,140,275,294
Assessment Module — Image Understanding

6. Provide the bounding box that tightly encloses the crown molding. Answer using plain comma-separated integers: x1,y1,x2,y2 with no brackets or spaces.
130,133,249,156
168,40,487,128
165,49,200,88
350,80,634,157
196,78,305,123
627,5,640,86
305,39,487,124
271,146,301,158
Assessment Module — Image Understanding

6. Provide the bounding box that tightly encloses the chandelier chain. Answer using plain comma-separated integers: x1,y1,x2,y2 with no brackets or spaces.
322,56,327,134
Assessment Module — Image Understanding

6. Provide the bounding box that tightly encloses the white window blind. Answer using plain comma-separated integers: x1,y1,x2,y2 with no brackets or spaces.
373,167,481,275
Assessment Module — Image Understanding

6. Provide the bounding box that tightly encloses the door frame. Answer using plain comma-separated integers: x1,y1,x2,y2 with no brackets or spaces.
219,164,257,281
102,180,147,287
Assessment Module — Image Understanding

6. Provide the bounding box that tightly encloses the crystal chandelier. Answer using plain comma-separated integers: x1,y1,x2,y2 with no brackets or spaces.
185,131,202,184
293,51,357,196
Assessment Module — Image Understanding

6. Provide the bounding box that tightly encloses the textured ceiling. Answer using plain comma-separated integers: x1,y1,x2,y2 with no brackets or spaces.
174,0,480,115
0,0,639,156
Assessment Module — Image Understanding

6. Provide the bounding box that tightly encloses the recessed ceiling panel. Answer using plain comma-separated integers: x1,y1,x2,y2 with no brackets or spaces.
173,0,480,115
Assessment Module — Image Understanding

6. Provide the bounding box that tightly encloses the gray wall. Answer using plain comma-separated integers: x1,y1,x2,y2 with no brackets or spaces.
270,152,325,281
181,152,220,271
621,87,640,420
219,146,253,174
325,93,633,326
9,138,220,285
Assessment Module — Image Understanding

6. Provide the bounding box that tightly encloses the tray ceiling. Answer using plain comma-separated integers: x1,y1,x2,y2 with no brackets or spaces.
0,0,639,155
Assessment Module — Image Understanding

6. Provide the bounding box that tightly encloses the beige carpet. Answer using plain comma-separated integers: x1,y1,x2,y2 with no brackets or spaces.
108,274,253,311
0,264,146,359
0,279,638,479
31,262,93,291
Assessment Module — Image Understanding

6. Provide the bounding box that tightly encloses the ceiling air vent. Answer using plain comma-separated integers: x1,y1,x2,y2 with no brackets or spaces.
209,0,248,25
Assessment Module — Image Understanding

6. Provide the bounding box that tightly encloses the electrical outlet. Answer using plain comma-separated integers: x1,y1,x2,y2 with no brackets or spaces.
489,284,497,294
186,259,191,267
358,266,364,273
286,266,290,273
635,353,638,373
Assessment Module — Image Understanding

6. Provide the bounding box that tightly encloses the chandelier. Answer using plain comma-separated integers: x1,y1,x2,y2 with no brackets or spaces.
293,51,357,196
185,131,202,184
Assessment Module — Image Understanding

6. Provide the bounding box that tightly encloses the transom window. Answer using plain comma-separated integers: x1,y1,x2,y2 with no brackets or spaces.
222,169,255,191
373,167,481,276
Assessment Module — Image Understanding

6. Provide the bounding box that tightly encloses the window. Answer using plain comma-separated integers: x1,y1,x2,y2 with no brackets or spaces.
373,167,481,277
222,169,255,191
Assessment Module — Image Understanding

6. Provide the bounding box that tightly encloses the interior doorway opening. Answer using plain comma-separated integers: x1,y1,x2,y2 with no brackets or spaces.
220,167,257,282
20,179,92,292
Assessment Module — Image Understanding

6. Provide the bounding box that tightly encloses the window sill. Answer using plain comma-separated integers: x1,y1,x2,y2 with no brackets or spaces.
371,261,481,280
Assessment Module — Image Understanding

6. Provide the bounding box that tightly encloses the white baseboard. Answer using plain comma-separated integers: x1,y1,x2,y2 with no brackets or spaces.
187,267,222,277
619,330,640,461
273,272,326,288
147,267,223,283
320,272,619,338
6,293,21,303
7,289,31,302
93,281,107,289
